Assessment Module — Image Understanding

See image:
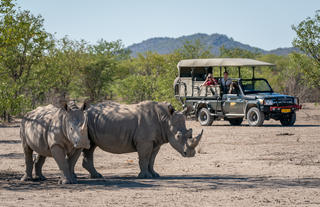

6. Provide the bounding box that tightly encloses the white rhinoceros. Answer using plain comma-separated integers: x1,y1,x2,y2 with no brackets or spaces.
20,102,90,184
81,101,203,178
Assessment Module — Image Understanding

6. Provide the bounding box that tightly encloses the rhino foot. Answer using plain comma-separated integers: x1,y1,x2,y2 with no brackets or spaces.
138,172,153,179
33,175,47,181
72,173,77,179
151,171,160,178
20,174,33,182
89,172,103,179
58,178,77,184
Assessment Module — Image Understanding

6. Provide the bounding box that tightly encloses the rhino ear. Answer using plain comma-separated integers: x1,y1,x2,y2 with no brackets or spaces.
167,104,175,115
58,100,70,111
80,99,91,111
80,102,87,111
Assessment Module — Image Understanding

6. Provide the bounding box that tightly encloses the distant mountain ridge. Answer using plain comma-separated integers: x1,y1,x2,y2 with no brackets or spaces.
127,33,298,56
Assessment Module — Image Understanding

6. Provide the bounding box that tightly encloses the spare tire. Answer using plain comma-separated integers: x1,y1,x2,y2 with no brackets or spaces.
173,77,180,96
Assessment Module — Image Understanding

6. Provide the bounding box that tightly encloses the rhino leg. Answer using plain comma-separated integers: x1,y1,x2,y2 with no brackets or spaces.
137,142,153,179
21,144,34,181
148,146,160,178
82,144,103,178
34,154,47,181
68,149,82,182
51,145,75,184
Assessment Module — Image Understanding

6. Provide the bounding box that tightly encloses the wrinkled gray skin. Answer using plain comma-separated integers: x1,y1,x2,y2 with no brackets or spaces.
20,102,90,184
82,101,203,178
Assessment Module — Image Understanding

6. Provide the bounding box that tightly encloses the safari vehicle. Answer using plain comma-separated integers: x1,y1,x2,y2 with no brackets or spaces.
173,58,302,126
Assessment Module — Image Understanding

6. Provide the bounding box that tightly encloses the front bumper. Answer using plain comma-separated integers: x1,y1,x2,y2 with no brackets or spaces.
261,104,302,113
270,104,302,111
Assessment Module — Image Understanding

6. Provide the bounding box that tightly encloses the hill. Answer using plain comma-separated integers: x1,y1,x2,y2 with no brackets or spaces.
127,33,297,56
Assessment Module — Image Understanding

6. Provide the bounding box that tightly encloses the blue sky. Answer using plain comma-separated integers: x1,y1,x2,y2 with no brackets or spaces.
16,0,319,50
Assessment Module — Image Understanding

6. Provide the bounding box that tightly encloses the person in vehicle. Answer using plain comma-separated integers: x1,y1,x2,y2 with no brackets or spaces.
220,71,232,94
229,81,239,94
200,73,218,95
201,73,218,87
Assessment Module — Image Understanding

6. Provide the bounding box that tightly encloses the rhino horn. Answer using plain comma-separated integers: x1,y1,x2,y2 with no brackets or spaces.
81,113,88,132
187,129,203,148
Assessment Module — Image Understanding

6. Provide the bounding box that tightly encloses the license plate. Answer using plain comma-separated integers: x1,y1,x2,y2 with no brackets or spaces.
281,108,291,113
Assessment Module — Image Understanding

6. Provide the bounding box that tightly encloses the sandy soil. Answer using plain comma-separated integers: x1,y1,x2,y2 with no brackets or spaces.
0,103,320,207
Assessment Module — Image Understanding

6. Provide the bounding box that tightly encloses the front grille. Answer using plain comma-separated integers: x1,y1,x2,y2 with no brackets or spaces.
272,97,294,106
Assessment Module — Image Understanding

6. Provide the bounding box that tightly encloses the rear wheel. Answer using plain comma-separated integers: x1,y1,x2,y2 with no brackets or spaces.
280,112,296,126
247,107,265,126
228,118,243,126
198,108,214,126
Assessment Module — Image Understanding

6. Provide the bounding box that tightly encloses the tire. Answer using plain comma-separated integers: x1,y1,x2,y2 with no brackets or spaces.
198,108,214,126
247,107,265,126
280,112,296,126
228,118,243,126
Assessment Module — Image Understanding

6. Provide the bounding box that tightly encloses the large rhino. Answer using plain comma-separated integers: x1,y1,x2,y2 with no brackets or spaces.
20,102,90,184
81,101,203,178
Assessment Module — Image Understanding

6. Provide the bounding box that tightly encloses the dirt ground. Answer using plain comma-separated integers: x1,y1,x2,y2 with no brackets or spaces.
0,103,320,207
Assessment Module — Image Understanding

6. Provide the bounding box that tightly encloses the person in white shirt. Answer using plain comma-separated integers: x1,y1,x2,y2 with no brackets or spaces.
220,71,232,94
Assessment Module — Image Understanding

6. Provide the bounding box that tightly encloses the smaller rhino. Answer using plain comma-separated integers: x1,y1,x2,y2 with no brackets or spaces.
20,102,90,184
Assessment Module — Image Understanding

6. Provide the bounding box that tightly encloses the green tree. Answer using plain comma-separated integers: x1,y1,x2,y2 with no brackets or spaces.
292,10,320,66
292,10,320,89
0,0,52,120
26,37,88,107
76,39,129,101
114,52,177,104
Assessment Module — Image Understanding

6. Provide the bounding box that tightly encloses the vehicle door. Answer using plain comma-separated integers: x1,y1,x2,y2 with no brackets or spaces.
222,82,245,115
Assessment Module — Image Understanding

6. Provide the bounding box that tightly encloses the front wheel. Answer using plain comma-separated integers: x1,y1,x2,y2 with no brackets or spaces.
247,107,265,126
228,118,243,126
198,108,214,126
280,112,296,126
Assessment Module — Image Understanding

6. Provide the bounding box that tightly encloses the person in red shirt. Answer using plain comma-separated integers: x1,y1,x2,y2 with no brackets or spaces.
200,73,218,95
201,73,218,87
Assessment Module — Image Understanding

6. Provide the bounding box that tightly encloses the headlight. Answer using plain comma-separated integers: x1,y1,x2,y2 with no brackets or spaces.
294,98,299,105
258,99,264,105
264,99,273,105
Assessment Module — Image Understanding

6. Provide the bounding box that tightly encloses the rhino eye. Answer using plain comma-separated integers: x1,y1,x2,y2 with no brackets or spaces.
70,127,73,131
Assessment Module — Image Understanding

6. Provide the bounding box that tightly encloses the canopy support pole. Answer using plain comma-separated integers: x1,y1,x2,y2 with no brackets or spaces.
220,67,222,77
252,66,255,79
238,67,241,78
191,68,194,96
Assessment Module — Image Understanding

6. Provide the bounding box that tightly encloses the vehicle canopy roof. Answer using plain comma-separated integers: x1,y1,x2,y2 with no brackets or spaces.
177,58,275,68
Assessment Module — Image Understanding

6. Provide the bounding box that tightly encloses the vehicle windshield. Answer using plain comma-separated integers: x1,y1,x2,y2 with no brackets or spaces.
240,79,273,94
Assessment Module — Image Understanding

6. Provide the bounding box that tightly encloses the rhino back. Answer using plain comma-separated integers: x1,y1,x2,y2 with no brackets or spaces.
87,101,161,154
21,105,59,156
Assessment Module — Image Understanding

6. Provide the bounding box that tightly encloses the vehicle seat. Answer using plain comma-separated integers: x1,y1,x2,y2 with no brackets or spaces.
196,85,220,97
